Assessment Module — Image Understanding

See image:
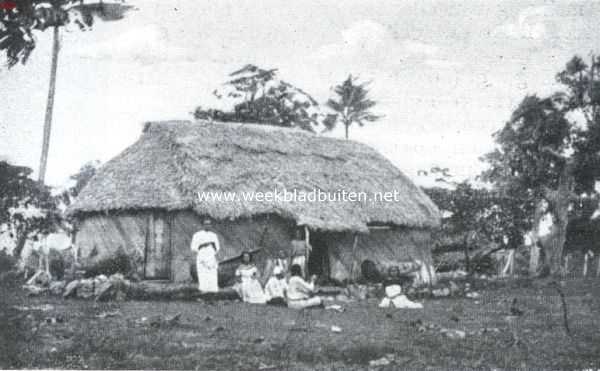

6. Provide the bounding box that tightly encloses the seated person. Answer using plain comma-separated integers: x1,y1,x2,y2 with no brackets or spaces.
234,252,268,304
379,266,422,309
264,266,287,306
262,249,289,284
386,265,414,288
286,264,323,310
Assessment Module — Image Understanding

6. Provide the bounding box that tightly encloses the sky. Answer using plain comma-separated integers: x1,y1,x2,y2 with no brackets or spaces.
1,0,600,188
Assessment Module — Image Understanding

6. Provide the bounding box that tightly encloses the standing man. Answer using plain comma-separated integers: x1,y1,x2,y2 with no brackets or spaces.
191,219,221,292
290,229,310,278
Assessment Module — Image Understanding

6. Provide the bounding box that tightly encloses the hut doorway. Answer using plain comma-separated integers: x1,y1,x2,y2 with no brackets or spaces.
144,213,171,280
307,233,330,278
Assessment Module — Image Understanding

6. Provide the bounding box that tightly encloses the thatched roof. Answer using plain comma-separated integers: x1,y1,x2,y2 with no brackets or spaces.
69,120,440,232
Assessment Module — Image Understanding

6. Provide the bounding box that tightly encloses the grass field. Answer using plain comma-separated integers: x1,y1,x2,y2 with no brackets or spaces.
1,277,600,370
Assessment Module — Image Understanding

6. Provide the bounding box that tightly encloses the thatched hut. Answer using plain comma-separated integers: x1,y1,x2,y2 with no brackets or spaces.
68,120,440,284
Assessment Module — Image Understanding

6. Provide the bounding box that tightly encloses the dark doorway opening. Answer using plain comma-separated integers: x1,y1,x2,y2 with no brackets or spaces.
307,233,330,278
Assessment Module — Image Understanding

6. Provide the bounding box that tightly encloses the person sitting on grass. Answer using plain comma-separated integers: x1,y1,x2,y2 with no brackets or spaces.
262,249,289,284
286,264,323,310
234,252,268,304
378,266,422,309
264,266,288,306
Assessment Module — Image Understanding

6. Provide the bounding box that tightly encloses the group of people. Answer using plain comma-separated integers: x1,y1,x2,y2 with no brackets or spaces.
191,221,322,310
233,251,323,309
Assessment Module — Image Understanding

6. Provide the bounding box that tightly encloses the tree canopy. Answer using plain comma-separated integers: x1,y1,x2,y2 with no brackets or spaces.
481,54,600,274
193,64,329,132
326,74,381,139
422,168,534,273
0,0,133,67
0,161,59,257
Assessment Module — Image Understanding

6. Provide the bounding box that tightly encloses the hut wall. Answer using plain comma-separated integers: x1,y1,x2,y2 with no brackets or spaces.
76,212,147,276
169,211,295,283
323,227,435,282
76,211,435,284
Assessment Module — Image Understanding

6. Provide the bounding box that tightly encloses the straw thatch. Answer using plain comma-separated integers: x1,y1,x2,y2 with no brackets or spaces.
69,120,440,232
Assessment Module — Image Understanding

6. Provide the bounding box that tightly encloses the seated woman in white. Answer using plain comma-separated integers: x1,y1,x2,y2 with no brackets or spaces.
286,264,323,310
234,252,268,304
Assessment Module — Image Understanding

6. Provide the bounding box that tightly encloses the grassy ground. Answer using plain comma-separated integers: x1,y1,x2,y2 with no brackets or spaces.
1,277,600,370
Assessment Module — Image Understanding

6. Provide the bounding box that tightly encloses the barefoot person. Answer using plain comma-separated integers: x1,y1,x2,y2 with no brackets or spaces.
235,252,268,304
287,264,322,310
191,219,220,293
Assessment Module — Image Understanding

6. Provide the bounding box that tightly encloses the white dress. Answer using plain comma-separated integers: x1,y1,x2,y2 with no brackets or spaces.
378,284,423,309
191,230,220,292
235,264,268,304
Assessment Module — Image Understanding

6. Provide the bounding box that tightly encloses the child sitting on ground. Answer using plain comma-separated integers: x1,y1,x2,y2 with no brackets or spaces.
264,266,287,306
378,266,423,309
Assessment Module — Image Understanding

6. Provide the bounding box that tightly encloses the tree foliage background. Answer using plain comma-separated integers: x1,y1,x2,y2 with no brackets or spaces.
193,64,331,132
0,161,59,258
1,0,133,67
481,55,600,274
0,160,100,258
421,168,534,273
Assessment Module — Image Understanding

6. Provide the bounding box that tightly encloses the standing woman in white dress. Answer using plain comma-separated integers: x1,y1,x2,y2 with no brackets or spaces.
190,219,221,293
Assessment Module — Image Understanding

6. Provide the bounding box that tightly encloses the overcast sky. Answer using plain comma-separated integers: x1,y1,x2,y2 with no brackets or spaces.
1,0,599,187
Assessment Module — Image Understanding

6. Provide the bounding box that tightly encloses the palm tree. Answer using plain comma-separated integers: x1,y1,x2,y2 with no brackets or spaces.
0,0,133,184
326,74,381,140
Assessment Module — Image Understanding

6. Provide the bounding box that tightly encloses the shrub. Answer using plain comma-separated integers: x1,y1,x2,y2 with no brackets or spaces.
0,249,17,274
49,256,65,280
83,250,133,278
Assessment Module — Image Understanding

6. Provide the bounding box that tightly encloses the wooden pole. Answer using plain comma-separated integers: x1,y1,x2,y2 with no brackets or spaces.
583,250,593,277
304,226,310,278
349,234,359,280
501,249,514,277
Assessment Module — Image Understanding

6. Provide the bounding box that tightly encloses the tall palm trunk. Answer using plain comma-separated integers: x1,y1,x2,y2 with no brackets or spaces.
38,25,60,184
344,119,350,140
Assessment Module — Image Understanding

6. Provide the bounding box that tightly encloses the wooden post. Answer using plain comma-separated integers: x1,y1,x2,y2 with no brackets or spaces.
501,249,514,277
583,250,593,277
529,243,540,275
349,234,359,280
563,254,570,277
304,226,310,277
